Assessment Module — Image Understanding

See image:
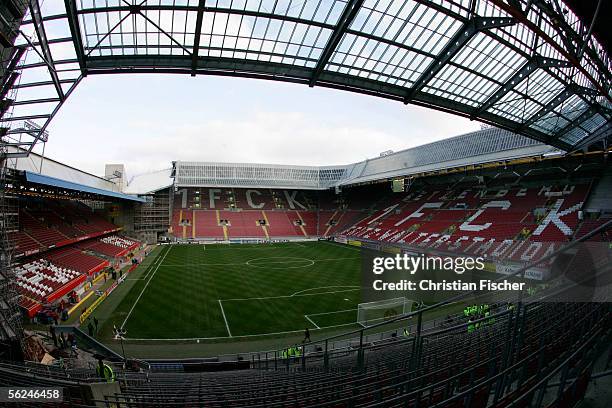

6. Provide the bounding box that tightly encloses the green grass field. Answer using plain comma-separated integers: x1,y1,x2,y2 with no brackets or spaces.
91,241,522,357
114,242,366,339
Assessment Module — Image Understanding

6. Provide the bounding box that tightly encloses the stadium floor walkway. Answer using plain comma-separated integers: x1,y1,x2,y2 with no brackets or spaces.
579,344,612,408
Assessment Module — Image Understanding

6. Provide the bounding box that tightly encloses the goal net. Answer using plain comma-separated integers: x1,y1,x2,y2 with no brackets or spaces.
357,297,413,327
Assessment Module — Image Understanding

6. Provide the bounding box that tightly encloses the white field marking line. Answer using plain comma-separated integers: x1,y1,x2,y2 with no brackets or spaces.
291,285,360,296
314,257,360,262
304,314,320,329
306,301,463,320
160,262,249,267
218,299,232,337
246,258,314,269
126,250,164,281
139,249,165,281
219,288,360,302
195,246,286,251
170,241,316,251
305,308,358,317
245,256,359,265
122,322,358,341
159,257,359,268
120,245,172,330
246,257,312,265
123,297,464,342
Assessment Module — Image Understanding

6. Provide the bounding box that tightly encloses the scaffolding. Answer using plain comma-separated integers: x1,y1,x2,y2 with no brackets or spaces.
0,161,23,359
0,0,31,360
133,188,171,234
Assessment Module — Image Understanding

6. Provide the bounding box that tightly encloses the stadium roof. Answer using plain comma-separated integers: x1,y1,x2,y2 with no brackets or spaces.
24,170,146,202
124,167,174,194
2,0,611,157
7,145,120,190
167,127,559,190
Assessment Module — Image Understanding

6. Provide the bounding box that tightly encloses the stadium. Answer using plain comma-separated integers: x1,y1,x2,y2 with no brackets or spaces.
0,0,611,407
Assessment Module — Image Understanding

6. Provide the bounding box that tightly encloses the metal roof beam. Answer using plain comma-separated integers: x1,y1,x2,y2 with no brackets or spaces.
309,0,364,87
12,79,77,90
471,56,571,119
77,5,334,31
1,46,25,84
191,0,205,76
487,0,610,104
12,98,62,106
21,13,68,25
135,10,193,56
506,0,527,16
36,76,83,136
573,120,611,151
19,58,80,70
0,99,13,116
64,0,88,76
533,0,608,83
540,0,578,58
0,72,19,100
404,16,515,104
554,105,601,141
29,0,65,100
2,114,51,121
521,83,598,129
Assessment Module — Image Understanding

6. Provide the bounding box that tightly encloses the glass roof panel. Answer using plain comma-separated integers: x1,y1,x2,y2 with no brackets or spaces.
424,65,501,106
4,0,610,152
327,33,433,86
452,33,526,84
351,0,463,56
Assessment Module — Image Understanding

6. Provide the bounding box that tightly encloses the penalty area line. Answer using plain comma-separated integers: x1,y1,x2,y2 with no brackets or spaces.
304,314,320,329
218,299,233,337
291,285,360,296
220,288,359,302
306,308,358,317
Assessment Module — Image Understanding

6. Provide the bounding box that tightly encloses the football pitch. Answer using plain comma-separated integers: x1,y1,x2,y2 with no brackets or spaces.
115,241,366,339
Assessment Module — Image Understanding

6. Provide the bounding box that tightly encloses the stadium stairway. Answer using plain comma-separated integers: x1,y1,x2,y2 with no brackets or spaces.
292,211,309,237
191,210,196,239
583,167,612,213
319,210,337,237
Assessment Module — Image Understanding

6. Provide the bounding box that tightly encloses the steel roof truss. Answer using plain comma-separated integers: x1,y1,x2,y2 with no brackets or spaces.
471,55,571,118
404,16,516,104
310,0,365,87
28,0,64,101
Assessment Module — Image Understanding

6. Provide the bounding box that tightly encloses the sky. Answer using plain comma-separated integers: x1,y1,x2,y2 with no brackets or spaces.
42,73,481,179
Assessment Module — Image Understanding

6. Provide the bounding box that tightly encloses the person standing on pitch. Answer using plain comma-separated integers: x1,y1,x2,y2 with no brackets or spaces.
303,328,311,343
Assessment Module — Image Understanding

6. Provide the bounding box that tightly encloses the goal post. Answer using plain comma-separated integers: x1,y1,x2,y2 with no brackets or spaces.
357,297,414,327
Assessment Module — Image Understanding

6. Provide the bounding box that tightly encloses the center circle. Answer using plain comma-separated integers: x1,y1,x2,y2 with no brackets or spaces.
246,257,315,269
